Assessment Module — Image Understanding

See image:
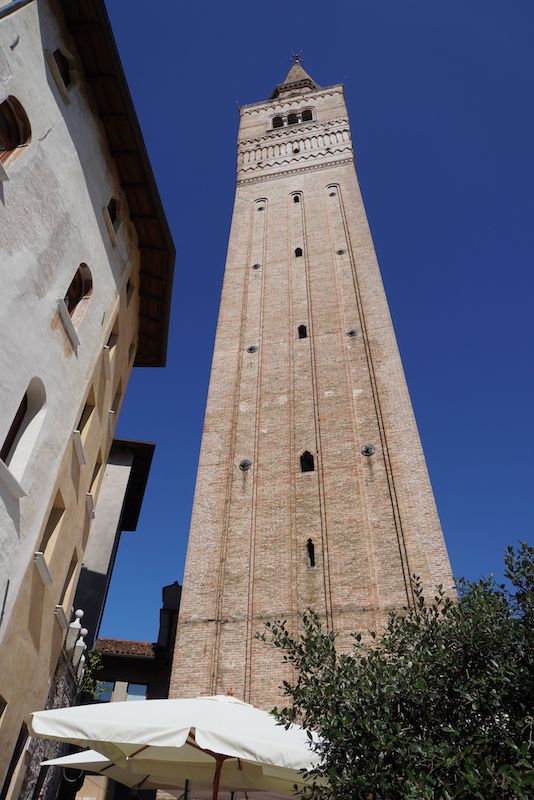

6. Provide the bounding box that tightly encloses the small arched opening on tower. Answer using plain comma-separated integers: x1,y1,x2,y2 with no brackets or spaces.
298,324,307,339
294,247,303,257
306,538,316,567
272,116,284,129
293,195,300,204
301,109,313,122
287,113,298,126
300,450,315,473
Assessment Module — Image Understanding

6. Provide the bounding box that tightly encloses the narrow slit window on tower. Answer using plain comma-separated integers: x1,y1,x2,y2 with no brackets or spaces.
293,195,300,203
306,538,315,567
298,324,307,339
272,116,284,129
294,247,303,257
300,450,315,472
301,109,313,122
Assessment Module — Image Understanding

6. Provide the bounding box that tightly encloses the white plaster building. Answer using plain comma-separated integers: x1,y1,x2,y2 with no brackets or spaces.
0,0,174,793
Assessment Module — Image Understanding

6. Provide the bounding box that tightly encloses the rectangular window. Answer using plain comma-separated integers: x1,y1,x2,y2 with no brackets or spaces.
127,683,147,702
58,554,78,616
94,681,114,703
112,381,123,415
38,490,65,566
90,453,103,494
76,388,96,445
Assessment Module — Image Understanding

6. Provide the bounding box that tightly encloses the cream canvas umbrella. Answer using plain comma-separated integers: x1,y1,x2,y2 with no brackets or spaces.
29,695,321,799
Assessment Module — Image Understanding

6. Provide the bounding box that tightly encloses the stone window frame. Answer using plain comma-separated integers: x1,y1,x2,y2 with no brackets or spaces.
270,108,315,129
45,46,76,105
0,377,47,499
0,95,31,178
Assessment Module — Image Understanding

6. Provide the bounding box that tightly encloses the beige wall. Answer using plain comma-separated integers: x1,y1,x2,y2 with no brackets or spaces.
0,0,141,787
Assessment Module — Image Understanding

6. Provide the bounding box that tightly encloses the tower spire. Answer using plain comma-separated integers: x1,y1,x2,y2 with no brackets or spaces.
270,55,320,99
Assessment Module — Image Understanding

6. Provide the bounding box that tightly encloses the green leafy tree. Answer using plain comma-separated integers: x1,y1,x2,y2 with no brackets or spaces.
260,543,534,799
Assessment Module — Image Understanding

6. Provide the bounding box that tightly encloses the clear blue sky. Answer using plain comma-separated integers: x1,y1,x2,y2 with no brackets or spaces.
100,0,534,642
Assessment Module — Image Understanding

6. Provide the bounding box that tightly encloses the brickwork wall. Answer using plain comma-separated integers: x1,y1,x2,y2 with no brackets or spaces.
170,82,454,710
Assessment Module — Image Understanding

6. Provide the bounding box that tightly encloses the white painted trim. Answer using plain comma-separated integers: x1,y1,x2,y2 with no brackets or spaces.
85,492,95,519
0,458,26,498
54,605,69,630
57,299,81,349
34,552,53,585
103,345,111,380
108,409,116,437
0,161,9,182
72,429,86,465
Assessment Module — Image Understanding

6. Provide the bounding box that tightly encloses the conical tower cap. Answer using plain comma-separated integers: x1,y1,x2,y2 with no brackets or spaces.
270,58,320,99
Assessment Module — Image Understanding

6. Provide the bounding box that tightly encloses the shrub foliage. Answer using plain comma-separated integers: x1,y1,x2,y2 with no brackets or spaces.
260,543,534,799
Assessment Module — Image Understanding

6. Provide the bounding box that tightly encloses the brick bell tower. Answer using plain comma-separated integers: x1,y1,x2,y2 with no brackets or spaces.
169,60,454,708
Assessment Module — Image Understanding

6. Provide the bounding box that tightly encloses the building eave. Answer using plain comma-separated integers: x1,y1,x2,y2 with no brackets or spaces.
60,0,175,367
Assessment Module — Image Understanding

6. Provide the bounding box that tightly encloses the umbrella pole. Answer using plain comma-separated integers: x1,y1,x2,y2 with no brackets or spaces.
212,755,226,800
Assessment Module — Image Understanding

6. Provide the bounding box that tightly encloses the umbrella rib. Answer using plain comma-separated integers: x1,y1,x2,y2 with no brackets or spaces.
129,744,150,759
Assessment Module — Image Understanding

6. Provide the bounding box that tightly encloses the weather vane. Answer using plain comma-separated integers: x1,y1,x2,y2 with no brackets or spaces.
290,51,303,64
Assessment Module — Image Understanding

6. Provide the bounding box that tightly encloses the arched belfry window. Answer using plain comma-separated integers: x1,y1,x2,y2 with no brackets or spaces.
0,96,31,165
300,451,315,473
302,109,313,122
287,113,298,126
298,324,307,339
272,116,284,129
64,263,92,328
295,247,303,257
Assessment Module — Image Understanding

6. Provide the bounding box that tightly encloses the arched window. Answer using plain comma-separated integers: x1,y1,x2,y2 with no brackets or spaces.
306,538,316,567
64,263,92,328
1,394,28,463
0,378,46,479
301,109,313,122
298,324,307,339
0,96,31,164
272,116,284,129
287,113,298,125
293,195,300,203
300,450,315,472
295,247,303,257
53,49,71,89
107,197,120,231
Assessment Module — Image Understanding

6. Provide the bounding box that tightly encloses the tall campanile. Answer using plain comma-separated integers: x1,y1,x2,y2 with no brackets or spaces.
170,61,454,708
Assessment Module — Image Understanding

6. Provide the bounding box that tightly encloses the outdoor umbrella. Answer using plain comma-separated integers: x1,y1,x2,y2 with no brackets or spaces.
28,694,321,799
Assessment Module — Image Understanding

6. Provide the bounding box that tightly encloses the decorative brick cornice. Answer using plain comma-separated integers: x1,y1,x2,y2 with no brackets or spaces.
236,155,354,185
240,87,344,117
238,117,349,148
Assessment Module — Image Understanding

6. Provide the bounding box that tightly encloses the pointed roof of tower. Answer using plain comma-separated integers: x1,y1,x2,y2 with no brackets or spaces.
270,56,320,99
